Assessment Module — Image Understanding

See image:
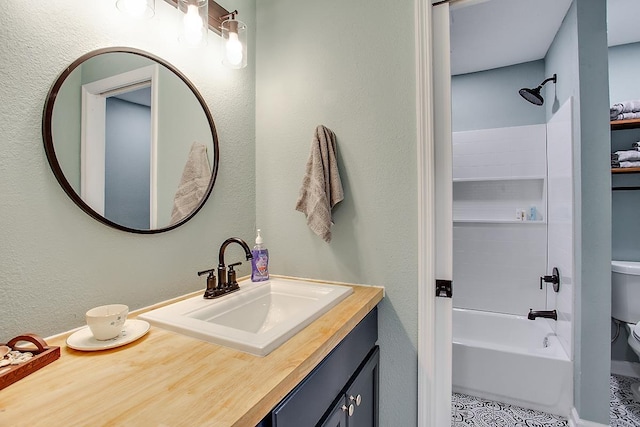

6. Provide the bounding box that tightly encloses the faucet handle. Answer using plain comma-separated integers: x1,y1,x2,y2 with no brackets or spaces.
198,268,218,299
227,262,242,288
198,268,215,277
539,267,560,292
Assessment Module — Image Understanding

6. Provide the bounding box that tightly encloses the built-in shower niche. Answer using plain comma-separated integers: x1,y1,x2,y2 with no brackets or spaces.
453,178,545,223
452,123,547,224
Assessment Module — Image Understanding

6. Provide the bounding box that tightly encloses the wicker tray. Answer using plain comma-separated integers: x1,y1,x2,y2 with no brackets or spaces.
0,334,60,390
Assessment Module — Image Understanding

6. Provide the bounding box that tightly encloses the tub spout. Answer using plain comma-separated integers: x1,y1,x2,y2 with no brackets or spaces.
528,309,557,321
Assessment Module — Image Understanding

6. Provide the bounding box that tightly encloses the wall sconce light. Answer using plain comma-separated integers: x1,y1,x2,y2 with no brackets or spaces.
116,0,155,18
220,11,247,69
177,0,208,46
118,0,248,68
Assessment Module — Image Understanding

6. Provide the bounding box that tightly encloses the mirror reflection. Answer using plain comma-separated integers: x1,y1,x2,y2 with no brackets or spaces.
43,47,219,233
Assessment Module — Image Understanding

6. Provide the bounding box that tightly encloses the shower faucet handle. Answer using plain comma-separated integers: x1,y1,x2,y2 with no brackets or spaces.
539,267,560,292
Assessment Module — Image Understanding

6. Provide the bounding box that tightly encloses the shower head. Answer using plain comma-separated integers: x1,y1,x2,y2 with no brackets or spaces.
519,74,557,106
519,87,544,105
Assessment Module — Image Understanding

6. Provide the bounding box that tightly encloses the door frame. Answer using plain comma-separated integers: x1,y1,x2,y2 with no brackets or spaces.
80,64,159,227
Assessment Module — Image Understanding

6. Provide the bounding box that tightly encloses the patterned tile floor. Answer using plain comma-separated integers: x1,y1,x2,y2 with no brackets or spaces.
611,374,640,427
451,392,567,426
450,374,640,426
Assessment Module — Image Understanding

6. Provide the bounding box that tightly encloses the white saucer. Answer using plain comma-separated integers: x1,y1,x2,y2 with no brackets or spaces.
66,319,150,351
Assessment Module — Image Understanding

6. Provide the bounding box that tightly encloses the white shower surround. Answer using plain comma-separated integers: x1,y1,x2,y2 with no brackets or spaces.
451,100,575,416
452,308,573,417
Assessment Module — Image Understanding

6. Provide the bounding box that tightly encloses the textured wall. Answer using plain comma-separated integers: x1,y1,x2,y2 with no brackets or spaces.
255,0,418,424
609,42,640,104
546,1,612,424
0,0,256,340
452,60,547,132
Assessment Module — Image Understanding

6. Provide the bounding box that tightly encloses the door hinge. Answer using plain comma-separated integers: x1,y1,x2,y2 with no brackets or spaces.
435,279,453,298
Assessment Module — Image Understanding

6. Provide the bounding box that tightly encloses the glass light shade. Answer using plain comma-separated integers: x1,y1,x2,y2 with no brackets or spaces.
116,0,155,18
178,0,208,47
221,19,247,69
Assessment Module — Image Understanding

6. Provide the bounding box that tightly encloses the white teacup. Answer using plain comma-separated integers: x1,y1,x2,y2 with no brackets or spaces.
86,304,129,340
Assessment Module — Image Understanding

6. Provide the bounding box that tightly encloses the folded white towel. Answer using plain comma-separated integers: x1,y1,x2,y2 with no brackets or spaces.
295,125,344,242
170,142,211,225
611,100,640,119
616,150,640,162
620,161,640,168
612,111,640,121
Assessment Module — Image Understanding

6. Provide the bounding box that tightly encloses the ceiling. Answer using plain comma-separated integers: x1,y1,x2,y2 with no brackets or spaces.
450,0,640,76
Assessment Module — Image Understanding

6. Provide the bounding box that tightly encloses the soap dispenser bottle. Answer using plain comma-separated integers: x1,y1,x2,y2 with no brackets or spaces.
251,229,269,282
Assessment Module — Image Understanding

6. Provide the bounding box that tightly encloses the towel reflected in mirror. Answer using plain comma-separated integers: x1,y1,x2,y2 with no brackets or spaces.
170,142,212,225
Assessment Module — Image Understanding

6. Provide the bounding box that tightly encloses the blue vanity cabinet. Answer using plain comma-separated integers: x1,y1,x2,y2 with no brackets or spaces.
342,346,379,427
263,307,379,427
320,346,380,427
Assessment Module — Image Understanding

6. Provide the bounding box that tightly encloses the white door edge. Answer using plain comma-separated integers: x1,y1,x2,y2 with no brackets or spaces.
416,1,454,426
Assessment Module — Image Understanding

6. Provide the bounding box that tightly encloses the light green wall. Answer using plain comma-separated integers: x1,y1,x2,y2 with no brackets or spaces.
80,52,152,83
256,0,417,424
575,2,611,423
452,60,547,131
609,42,640,103
0,0,256,339
546,1,611,424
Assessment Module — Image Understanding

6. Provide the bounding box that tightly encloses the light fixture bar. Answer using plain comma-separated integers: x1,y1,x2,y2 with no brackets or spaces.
206,0,230,35
163,0,229,35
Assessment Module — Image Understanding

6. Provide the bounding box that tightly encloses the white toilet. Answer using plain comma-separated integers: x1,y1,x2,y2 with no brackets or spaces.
611,260,640,399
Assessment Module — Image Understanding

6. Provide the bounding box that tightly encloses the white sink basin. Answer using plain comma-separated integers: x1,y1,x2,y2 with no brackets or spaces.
138,278,353,356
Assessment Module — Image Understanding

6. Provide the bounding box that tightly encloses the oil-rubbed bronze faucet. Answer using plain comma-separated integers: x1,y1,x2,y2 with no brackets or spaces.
198,237,253,299
218,237,253,288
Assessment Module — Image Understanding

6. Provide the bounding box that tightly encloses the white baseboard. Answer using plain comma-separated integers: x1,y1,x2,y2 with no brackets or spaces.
568,407,610,427
611,360,640,378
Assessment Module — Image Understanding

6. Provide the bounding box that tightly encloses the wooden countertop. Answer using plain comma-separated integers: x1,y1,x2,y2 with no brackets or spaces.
0,278,383,426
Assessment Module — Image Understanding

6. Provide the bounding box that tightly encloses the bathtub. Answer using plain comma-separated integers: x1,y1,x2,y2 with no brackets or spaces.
452,308,573,417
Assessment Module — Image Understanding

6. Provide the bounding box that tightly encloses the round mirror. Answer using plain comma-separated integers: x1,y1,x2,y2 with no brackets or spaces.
42,47,219,234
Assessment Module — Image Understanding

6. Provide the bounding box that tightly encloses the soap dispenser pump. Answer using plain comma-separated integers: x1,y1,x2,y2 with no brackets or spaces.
251,229,269,282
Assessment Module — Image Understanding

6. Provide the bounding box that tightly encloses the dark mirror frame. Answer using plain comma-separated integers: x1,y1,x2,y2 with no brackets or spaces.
42,47,219,234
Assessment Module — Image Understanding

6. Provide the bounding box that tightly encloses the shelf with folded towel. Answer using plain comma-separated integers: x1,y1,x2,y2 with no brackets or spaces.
612,167,640,174
611,118,640,173
611,118,640,131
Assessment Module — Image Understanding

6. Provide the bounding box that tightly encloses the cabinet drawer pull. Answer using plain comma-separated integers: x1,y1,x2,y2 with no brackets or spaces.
349,394,362,406
341,404,355,416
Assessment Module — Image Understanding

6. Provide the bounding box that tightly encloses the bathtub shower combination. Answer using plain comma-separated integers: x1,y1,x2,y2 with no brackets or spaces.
451,106,575,418
452,308,573,416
